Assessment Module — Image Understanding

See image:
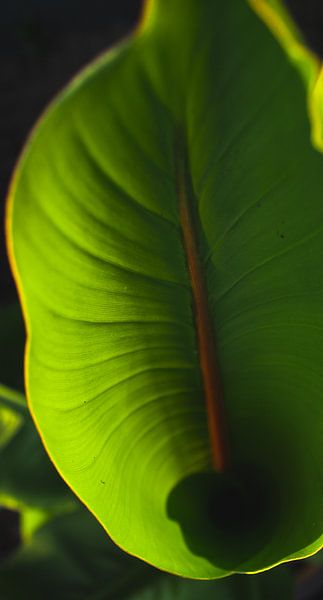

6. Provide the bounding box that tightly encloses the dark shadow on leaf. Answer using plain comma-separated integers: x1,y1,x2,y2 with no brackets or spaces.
167,464,282,570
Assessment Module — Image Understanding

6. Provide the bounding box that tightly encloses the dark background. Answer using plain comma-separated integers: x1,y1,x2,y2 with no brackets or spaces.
0,0,142,303
1,1,323,597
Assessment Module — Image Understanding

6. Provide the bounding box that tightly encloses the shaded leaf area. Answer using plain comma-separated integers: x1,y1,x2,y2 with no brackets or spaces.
0,385,73,512
0,301,73,512
0,507,293,600
0,509,20,562
8,0,323,577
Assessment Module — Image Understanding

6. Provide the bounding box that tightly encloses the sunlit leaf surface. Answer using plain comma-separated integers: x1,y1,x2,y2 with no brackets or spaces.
7,0,323,577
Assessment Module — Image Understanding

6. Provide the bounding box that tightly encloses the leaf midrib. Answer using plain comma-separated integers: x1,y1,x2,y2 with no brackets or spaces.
175,135,230,472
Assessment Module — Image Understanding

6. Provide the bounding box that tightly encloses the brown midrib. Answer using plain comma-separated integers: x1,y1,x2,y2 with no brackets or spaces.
176,140,230,472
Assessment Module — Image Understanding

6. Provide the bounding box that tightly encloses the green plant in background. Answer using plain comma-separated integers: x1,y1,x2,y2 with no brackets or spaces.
2,0,323,594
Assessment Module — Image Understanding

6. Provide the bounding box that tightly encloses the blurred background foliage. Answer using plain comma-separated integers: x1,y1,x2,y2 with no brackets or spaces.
0,0,323,597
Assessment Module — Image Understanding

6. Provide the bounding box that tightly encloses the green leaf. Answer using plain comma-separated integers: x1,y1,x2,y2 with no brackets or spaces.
0,507,293,600
0,399,22,451
7,0,323,578
0,385,73,514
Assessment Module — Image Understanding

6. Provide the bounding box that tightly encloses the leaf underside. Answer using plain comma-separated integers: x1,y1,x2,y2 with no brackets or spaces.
8,0,323,578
